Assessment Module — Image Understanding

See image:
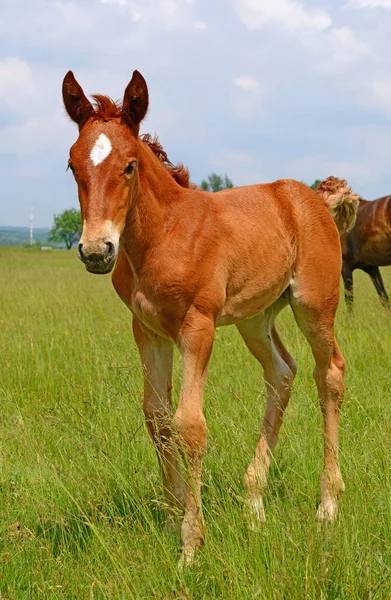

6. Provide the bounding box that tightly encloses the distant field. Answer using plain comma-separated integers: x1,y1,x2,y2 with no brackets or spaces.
0,227,51,247
1,246,391,599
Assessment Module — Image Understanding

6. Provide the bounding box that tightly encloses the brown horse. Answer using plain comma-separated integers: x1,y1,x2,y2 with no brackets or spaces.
316,179,390,309
62,70,358,565
342,197,391,309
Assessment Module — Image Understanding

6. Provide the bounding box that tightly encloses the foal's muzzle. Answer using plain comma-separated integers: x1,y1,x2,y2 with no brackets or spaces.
78,241,116,274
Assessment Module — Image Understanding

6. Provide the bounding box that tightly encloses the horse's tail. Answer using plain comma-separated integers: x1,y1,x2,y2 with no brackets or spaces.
314,176,359,234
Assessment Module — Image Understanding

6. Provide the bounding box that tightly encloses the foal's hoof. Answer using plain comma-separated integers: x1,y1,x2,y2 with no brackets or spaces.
315,500,338,523
247,497,266,530
178,546,197,570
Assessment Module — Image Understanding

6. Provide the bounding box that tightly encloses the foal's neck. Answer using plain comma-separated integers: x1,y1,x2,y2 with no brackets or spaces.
121,140,186,273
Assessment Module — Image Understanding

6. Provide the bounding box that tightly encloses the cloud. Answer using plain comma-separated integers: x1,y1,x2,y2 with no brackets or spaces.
234,0,331,32
0,58,34,111
100,0,128,5
233,76,262,93
321,26,371,72
329,26,369,59
231,76,266,120
99,0,198,28
347,0,391,8
233,1,369,76
0,111,74,157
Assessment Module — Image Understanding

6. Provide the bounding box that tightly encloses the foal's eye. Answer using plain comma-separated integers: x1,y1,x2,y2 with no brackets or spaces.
67,160,75,174
124,161,136,176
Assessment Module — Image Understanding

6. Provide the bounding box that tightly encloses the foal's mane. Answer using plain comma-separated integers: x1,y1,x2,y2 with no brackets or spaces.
140,134,194,189
90,95,194,189
91,94,122,119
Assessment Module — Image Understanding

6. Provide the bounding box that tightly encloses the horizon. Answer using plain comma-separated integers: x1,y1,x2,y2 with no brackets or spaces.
0,224,50,230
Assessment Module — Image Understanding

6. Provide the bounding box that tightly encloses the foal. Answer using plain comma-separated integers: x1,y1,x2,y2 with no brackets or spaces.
63,70,358,564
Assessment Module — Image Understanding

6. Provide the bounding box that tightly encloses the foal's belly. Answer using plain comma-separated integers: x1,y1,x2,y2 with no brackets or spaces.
217,272,292,326
130,263,292,336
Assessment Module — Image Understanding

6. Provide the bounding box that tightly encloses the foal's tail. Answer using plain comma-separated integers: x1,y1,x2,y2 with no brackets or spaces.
314,176,359,234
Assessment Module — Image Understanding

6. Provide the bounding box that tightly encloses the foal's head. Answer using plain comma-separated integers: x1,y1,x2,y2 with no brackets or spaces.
62,70,149,274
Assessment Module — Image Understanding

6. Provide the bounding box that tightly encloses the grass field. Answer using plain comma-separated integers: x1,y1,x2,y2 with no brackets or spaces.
1,246,391,599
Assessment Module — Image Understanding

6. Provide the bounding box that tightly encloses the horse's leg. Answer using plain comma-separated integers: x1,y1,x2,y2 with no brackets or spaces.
291,302,345,521
341,262,354,311
363,265,390,308
236,300,297,523
173,308,214,566
132,317,186,530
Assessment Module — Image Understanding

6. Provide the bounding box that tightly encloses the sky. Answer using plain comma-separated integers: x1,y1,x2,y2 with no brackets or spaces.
2,0,391,227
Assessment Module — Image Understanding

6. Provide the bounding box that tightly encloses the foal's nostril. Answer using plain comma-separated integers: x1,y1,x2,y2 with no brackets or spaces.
78,241,115,269
78,243,86,263
105,241,115,261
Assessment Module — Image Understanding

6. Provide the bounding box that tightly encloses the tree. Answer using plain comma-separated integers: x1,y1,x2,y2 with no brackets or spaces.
201,173,234,192
49,208,82,250
309,179,322,190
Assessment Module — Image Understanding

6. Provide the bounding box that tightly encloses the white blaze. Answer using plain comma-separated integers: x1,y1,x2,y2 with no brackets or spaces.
90,133,112,166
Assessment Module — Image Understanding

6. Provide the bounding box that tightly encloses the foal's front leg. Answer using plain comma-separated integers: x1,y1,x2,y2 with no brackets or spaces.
173,308,215,566
132,317,186,530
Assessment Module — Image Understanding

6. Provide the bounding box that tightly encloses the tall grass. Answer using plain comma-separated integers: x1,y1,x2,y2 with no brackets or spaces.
0,246,391,599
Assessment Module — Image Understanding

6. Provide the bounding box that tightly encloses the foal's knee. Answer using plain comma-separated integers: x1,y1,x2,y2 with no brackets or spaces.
314,355,345,409
329,347,345,393
143,403,172,441
173,409,207,458
266,359,296,406
332,345,346,375
327,362,344,394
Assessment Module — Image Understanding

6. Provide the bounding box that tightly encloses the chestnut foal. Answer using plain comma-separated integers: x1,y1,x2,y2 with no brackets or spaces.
63,70,358,565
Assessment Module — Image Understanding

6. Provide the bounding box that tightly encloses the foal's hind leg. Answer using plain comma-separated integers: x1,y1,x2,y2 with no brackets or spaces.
291,303,345,522
132,317,186,530
236,301,297,523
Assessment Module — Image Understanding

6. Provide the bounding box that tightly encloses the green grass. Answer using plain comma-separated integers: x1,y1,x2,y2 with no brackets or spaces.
1,246,391,599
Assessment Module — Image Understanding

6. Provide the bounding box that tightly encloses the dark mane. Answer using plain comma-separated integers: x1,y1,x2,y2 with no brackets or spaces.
141,134,195,189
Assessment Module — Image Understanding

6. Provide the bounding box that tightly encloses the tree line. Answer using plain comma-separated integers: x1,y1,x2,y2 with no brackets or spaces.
51,175,321,249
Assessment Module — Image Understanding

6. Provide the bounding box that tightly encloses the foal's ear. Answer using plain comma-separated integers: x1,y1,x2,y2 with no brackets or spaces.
62,71,94,130
122,70,149,134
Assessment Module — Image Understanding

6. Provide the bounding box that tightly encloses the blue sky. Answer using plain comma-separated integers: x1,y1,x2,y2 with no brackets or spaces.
2,0,391,226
